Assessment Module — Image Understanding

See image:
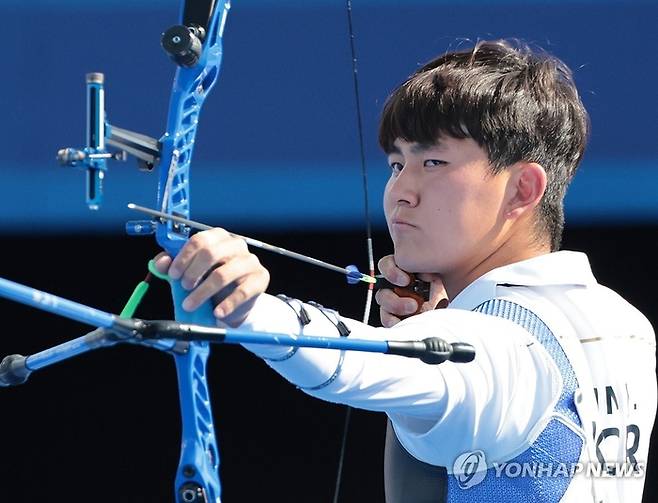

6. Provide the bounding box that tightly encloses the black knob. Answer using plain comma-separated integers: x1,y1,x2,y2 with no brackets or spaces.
57,148,86,166
0,354,31,386
450,342,476,363
162,25,203,68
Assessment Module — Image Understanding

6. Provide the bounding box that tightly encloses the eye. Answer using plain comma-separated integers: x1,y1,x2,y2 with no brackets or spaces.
389,161,404,174
425,159,448,168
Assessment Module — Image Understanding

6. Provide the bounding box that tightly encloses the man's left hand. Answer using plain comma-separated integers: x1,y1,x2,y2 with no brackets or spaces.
153,228,270,327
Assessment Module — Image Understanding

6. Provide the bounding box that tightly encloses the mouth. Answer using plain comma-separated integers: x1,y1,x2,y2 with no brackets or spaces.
391,219,417,228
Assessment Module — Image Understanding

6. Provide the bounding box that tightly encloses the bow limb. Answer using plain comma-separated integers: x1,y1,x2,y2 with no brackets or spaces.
157,1,230,256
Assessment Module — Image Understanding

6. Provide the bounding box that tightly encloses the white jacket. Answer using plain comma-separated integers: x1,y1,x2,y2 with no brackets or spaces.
241,251,656,502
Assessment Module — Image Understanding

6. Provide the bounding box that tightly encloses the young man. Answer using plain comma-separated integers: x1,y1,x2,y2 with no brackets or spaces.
155,40,656,502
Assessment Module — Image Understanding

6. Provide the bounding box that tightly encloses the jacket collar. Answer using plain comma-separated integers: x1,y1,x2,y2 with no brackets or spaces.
450,251,597,310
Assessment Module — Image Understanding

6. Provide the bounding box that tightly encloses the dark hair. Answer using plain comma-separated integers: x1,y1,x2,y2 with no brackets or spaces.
378,39,589,251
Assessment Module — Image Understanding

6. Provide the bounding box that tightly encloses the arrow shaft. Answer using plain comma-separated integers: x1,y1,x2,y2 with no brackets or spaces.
128,203,375,283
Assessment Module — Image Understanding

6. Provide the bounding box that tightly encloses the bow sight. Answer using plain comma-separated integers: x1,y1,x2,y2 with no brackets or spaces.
56,5,221,211
56,71,161,210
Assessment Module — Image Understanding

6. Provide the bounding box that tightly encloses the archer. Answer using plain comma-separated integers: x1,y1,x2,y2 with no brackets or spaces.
154,40,656,502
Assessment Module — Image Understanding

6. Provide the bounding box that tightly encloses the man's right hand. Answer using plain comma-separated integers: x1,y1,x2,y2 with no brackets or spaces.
375,254,449,328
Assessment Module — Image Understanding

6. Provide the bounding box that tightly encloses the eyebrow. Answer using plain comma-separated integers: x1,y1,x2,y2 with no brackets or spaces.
389,142,445,155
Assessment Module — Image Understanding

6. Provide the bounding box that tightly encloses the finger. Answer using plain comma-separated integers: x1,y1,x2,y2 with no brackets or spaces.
436,298,449,309
416,272,443,284
153,252,172,274
178,235,248,291
393,287,425,314
181,237,248,291
419,297,448,313
429,282,448,308
380,307,402,328
182,254,261,311
169,228,231,280
375,288,419,317
214,269,271,327
417,272,449,309
377,255,410,287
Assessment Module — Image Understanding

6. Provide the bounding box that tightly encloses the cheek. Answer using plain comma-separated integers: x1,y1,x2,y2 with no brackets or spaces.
428,179,500,243
455,182,506,240
383,179,396,221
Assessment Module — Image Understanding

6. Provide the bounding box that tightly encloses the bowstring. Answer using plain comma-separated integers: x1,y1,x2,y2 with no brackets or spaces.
332,1,375,502
345,2,374,328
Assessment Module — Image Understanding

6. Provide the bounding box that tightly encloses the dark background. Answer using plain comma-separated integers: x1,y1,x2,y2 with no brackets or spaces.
1,0,657,501
0,227,657,502
0,226,658,503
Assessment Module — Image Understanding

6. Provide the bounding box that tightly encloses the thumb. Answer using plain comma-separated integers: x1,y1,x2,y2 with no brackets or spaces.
417,273,449,309
153,252,172,274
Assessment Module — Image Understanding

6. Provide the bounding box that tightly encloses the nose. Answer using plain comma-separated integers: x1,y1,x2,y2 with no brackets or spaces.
387,164,420,208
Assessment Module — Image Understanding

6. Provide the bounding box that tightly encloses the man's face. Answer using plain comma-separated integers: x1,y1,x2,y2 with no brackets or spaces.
383,136,511,277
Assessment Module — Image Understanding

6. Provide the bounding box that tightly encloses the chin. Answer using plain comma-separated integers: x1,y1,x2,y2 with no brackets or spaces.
394,251,438,275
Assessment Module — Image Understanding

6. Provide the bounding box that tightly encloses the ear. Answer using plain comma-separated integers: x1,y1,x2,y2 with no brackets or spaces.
504,162,547,220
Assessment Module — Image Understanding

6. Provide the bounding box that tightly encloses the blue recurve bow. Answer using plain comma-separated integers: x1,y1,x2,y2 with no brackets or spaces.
54,1,379,498
57,2,373,501
58,1,232,501
151,7,229,501
153,8,229,502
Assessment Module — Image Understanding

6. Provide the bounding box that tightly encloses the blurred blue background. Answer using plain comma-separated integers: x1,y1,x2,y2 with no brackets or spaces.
1,0,656,234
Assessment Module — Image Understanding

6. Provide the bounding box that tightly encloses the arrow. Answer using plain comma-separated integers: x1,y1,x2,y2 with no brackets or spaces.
127,203,377,285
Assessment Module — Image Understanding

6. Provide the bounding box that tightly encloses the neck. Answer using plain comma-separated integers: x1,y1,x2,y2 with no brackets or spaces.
442,232,551,300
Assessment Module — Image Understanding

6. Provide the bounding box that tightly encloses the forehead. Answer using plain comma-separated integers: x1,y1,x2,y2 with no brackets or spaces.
389,136,491,165
389,137,449,155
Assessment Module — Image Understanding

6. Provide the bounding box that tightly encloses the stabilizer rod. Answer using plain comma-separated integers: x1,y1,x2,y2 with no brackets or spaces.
135,320,476,365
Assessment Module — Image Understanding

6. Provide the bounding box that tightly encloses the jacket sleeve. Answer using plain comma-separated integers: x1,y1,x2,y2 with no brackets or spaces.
239,293,562,465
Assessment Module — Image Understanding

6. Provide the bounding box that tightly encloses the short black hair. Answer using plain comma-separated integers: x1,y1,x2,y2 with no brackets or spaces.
378,39,589,251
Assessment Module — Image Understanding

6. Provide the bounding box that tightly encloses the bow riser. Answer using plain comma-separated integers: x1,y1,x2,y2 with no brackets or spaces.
156,3,231,502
